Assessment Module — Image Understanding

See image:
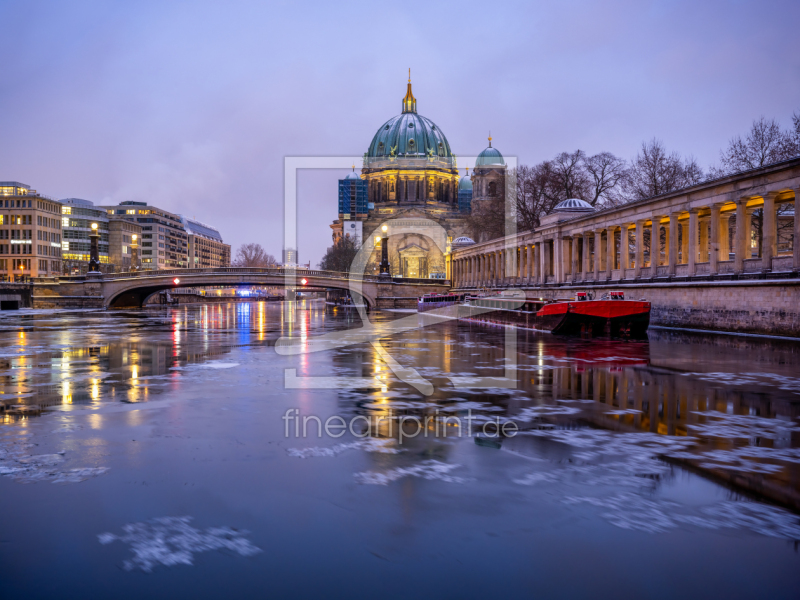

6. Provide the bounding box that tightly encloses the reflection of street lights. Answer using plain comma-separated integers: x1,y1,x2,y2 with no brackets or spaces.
131,234,140,271
379,224,390,277
88,222,100,273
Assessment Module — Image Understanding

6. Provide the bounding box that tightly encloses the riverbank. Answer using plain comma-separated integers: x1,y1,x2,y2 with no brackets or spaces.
455,278,800,337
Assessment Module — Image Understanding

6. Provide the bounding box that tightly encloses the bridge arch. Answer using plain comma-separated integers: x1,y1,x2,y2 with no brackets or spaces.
102,270,378,309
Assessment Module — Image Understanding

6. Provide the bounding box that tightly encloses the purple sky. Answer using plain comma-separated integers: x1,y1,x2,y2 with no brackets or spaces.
2,0,798,265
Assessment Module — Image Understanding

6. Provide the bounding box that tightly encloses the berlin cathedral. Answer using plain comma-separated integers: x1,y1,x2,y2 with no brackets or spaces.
331,75,506,279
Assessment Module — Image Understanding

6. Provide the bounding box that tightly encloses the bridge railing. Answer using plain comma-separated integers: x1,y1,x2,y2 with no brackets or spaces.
76,268,449,286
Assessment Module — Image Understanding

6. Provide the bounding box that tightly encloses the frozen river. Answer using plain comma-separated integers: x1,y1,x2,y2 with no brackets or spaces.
1,300,799,598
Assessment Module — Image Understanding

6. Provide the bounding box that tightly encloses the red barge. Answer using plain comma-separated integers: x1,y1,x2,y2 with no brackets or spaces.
459,291,651,338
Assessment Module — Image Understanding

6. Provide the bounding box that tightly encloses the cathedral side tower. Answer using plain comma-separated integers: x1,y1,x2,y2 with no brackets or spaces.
470,136,506,215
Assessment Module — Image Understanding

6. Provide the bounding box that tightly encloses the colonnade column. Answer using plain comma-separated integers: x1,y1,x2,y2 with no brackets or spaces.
635,219,645,277
650,216,660,268
582,233,591,279
699,215,709,265
572,236,580,282
720,213,731,264
593,230,602,279
511,246,518,283
606,227,615,279
709,205,720,275
668,212,678,276
762,192,778,272
620,225,630,274
542,241,550,284
734,198,748,273
688,209,698,276
680,220,689,265
526,244,532,283
794,188,800,271
532,243,539,284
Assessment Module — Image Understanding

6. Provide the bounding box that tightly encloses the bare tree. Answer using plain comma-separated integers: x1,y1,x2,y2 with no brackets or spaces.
623,138,693,200
584,151,628,207
719,116,795,174
682,155,705,186
318,236,361,273
513,162,561,232
233,243,276,268
550,150,591,202
785,110,800,158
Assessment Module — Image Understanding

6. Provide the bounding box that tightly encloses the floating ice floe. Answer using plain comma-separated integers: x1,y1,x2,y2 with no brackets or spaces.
687,410,800,440
563,492,800,539
98,516,261,572
513,405,582,421
355,459,466,485
288,437,402,458
0,440,108,484
169,361,239,371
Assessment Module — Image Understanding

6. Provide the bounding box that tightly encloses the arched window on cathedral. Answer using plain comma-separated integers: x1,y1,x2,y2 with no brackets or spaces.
489,181,497,197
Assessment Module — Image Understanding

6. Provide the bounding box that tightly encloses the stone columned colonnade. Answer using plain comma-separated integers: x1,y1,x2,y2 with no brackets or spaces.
448,158,800,287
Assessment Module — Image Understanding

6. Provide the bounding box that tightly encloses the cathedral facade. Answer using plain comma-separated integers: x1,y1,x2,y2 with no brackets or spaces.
331,76,506,279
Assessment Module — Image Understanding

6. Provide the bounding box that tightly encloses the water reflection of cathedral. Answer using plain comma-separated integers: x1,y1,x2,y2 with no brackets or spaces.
330,74,506,278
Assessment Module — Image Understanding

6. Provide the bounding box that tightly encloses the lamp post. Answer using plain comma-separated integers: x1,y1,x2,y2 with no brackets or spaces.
379,224,390,277
131,234,140,271
18,261,25,283
88,222,100,273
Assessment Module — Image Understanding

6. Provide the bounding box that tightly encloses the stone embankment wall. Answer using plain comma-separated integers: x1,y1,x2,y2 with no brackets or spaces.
518,280,800,337
0,284,33,309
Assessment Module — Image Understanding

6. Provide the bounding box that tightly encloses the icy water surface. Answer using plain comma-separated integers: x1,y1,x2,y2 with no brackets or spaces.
1,300,799,599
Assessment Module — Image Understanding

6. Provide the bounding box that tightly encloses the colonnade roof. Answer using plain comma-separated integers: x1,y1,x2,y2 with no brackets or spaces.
451,156,800,256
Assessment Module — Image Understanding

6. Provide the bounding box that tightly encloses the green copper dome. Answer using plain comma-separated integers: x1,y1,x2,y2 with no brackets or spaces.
366,80,454,162
367,113,453,160
476,137,505,166
458,173,473,190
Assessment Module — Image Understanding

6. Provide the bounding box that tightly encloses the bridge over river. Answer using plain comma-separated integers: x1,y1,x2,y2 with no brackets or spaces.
31,267,450,310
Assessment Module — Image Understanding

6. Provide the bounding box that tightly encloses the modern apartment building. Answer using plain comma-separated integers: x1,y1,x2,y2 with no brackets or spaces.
0,182,62,280
108,219,142,271
60,198,110,273
100,201,189,269
61,198,144,273
180,216,230,268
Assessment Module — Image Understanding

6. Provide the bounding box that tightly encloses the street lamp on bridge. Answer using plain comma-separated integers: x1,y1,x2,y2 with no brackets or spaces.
131,234,140,271
379,224,390,277
88,222,100,273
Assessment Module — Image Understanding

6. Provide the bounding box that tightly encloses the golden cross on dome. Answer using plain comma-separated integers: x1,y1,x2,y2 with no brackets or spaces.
408,68,411,82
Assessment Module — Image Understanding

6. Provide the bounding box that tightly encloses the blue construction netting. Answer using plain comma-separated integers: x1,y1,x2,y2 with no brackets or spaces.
338,178,368,216
458,188,473,213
